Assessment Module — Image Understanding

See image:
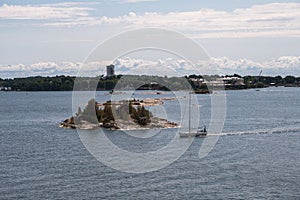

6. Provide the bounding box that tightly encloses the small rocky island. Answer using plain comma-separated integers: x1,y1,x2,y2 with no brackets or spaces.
60,98,178,130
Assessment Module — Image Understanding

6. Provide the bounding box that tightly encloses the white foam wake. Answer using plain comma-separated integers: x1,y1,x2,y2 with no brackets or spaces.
207,126,300,137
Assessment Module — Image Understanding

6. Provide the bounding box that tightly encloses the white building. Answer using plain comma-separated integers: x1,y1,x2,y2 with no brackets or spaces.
0,87,12,91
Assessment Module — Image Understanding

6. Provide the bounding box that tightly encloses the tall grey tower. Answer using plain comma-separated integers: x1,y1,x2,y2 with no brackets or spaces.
106,65,115,77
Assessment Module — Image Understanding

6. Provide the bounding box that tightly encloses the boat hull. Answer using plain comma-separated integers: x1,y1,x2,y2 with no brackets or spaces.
179,132,207,137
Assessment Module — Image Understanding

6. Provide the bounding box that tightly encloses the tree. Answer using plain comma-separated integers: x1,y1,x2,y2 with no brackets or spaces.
284,76,296,84
83,99,97,116
129,102,138,122
233,73,242,78
77,107,82,116
81,98,98,124
274,76,283,84
102,104,114,123
96,109,103,122
131,105,152,126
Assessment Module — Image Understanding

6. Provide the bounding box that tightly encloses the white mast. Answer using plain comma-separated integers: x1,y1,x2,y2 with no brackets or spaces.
188,92,191,133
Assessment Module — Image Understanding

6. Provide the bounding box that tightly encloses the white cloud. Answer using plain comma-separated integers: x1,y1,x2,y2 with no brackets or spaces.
0,3,93,20
1,2,299,38
122,0,159,3
1,56,300,78
41,2,101,7
113,56,300,76
93,3,300,38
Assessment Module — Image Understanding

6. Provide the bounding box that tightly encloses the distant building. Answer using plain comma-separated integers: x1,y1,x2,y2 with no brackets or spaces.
221,76,245,86
189,78,205,87
200,76,245,87
106,65,115,77
150,82,160,90
0,87,12,91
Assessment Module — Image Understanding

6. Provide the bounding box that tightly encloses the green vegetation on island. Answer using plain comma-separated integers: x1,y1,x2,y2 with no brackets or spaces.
60,98,177,130
1,73,300,92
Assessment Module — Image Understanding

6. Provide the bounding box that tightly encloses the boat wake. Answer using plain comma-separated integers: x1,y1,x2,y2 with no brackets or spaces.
208,126,300,137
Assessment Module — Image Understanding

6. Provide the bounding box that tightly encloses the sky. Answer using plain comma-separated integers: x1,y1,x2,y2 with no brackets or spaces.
0,0,300,78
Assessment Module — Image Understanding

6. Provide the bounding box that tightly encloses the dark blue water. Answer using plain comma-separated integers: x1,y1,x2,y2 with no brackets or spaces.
0,88,299,199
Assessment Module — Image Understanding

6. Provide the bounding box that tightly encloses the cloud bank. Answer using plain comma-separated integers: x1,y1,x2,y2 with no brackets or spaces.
1,56,300,78
0,2,299,38
0,3,93,20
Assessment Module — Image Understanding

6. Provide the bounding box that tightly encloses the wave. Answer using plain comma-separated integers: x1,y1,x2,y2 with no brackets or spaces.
208,126,300,136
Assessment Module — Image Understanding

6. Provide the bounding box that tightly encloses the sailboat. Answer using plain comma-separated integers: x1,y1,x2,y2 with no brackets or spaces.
255,69,263,91
179,92,207,137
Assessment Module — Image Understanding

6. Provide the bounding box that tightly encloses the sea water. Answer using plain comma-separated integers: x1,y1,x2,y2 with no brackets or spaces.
0,87,299,199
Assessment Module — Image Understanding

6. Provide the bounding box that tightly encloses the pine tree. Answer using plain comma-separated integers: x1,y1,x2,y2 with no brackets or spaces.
103,104,114,123
77,107,82,116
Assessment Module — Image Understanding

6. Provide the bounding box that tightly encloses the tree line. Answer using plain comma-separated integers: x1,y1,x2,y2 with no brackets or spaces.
75,99,152,127
1,74,300,91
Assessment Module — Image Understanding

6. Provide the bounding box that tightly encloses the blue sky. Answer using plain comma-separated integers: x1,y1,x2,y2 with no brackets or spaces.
0,0,300,77
3,0,300,14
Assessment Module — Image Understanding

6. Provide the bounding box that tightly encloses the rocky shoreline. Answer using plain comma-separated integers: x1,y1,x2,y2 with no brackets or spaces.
59,117,178,130
59,98,179,130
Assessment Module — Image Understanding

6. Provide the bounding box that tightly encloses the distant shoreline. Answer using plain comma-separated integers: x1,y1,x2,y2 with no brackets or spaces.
1,74,299,92
1,84,299,93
